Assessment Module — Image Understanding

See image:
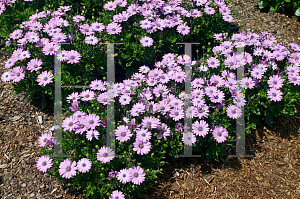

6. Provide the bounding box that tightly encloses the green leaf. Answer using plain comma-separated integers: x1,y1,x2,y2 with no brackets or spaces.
259,0,268,9
295,8,300,16
270,4,278,12
265,113,274,127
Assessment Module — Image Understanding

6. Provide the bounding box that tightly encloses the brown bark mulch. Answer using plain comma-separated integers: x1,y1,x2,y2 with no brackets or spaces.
1,0,300,198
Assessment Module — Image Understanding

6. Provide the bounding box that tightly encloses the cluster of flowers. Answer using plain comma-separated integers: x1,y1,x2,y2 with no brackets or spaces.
207,31,300,102
36,126,144,199
1,0,234,85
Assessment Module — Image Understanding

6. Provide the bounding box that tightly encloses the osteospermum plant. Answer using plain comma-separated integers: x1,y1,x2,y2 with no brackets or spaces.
36,29,300,197
1,0,236,110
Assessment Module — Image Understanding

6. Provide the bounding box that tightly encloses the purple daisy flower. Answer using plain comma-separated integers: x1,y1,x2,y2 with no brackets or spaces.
62,115,79,132
10,29,23,40
29,21,43,31
192,78,205,88
79,89,95,101
26,32,40,43
77,158,92,173
10,66,25,83
38,133,54,148
207,57,220,69
110,190,125,199
136,128,152,142
119,95,131,105
97,92,112,105
240,77,255,89
192,97,205,108
104,1,117,11
176,24,190,35
169,98,184,109
128,166,146,185
56,50,68,62
106,22,122,35
192,88,205,99
117,168,132,184
91,22,105,32
141,116,161,129
140,19,153,29
225,78,238,90
288,75,300,86
210,75,225,87
267,75,284,89
66,92,80,103
90,79,106,91
85,35,98,45
267,88,283,102
169,108,185,122
210,90,225,104
66,50,82,64
86,129,100,141
173,71,186,83
1,71,11,82
130,102,146,117
133,139,151,155
37,71,54,87
226,105,242,119
27,58,43,72
59,159,77,179
79,24,95,36
36,155,53,173
73,15,85,23
192,120,210,137
181,132,196,146
204,6,215,15
82,113,100,130
212,126,229,143
251,67,264,79
19,50,31,60
4,58,16,69
222,14,234,22
139,65,150,73
97,146,115,163
194,105,210,119
115,125,133,142
42,43,59,55
52,32,67,43
140,36,154,47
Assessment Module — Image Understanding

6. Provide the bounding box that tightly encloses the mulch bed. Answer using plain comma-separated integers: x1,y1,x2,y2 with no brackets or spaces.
1,0,300,198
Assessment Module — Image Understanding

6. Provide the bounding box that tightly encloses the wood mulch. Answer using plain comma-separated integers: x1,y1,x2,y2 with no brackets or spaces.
0,0,300,198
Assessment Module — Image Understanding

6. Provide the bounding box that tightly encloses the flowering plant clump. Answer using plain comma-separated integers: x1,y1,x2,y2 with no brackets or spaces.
1,0,236,110
36,28,300,196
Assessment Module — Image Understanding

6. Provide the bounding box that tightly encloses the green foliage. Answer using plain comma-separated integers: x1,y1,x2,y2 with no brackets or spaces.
258,0,300,19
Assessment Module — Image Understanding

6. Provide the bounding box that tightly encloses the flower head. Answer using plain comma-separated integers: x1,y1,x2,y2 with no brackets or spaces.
97,146,115,163
212,126,228,143
140,36,154,47
117,168,132,184
59,159,77,179
128,166,146,185
36,155,53,173
77,158,92,173
37,71,54,86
